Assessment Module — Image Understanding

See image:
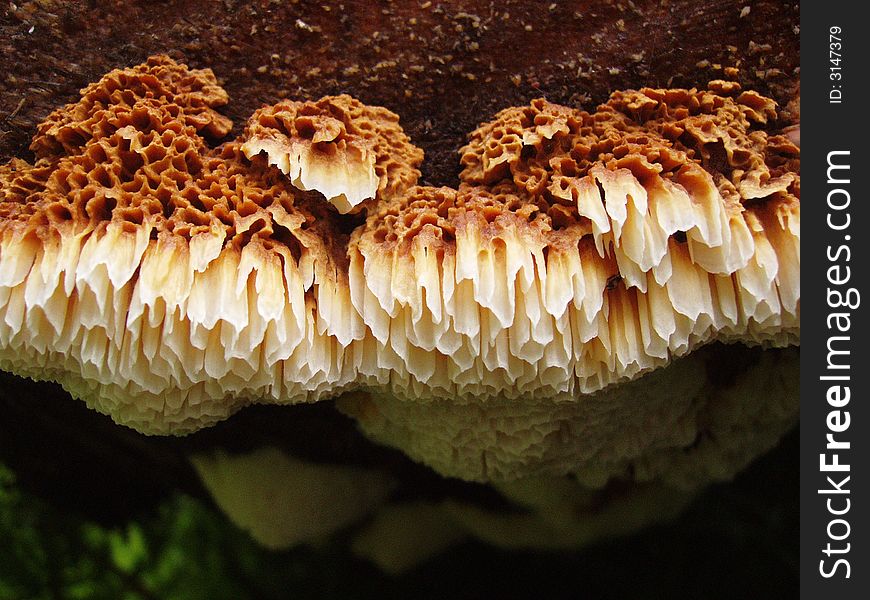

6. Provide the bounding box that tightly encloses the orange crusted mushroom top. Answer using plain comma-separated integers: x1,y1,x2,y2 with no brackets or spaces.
0,56,798,486
241,95,423,214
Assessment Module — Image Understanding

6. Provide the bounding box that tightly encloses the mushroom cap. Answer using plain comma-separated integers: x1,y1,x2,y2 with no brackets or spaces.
241,95,423,213
0,57,798,488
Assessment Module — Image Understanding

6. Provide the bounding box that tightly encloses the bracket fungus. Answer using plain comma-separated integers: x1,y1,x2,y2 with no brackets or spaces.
240,95,423,214
1,56,799,553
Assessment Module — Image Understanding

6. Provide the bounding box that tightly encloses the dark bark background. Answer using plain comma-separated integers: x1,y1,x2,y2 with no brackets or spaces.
1,0,799,597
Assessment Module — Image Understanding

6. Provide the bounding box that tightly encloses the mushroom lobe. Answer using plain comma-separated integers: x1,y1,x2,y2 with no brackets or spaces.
240,95,423,214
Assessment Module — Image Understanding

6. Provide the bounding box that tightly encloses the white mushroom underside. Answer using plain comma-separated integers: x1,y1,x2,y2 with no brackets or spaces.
0,167,799,457
339,346,799,483
241,137,378,214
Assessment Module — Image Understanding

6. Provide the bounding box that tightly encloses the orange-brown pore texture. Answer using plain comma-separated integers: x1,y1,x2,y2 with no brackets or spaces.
0,57,799,485
242,95,423,213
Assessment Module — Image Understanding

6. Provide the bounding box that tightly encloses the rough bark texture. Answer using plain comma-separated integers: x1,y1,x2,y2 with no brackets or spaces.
1,0,798,525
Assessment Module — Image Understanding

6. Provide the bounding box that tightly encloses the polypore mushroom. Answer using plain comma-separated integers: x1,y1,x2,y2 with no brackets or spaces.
0,57,799,512
339,84,800,484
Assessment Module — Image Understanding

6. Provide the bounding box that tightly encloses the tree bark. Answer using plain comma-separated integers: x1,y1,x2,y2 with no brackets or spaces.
0,0,799,521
